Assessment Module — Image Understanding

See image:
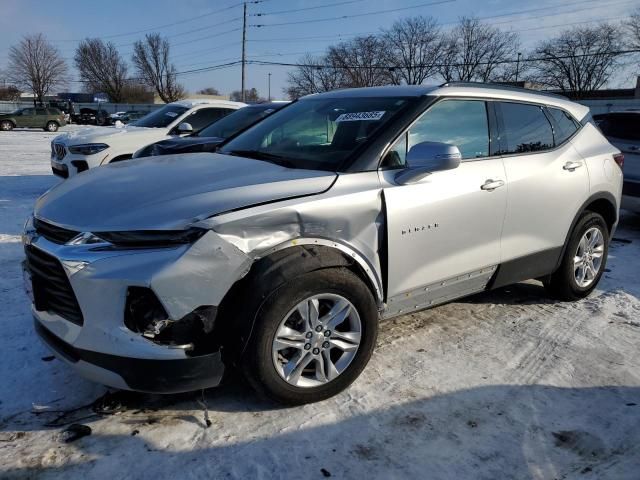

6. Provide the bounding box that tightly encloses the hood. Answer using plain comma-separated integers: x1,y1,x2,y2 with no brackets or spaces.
35,153,336,231
55,125,162,145
148,137,225,156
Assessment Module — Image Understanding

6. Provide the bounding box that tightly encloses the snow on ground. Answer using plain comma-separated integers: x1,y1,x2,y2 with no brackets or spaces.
0,127,639,480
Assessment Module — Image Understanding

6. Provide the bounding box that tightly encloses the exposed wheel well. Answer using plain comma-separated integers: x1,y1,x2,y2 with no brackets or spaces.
214,245,380,362
584,197,616,233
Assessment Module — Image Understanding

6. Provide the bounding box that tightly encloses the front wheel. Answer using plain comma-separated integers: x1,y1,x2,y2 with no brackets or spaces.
0,120,14,131
544,212,609,300
242,268,378,405
45,121,59,132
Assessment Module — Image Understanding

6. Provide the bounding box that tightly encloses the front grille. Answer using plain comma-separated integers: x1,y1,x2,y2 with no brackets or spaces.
25,245,84,325
34,218,79,244
53,143,66,160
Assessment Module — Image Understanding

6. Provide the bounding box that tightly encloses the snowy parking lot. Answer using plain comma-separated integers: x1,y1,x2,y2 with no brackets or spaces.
0,126,639,479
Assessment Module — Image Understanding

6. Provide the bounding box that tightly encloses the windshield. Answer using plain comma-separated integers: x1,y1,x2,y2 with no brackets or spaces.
219,97,411,171
198,106,279,139
130,105,189,128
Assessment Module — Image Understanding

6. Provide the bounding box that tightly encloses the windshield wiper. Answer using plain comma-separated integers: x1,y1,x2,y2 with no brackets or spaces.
224,149,294,168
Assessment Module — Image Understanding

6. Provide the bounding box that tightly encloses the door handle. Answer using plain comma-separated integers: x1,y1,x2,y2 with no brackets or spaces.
481,179,505,191
563,161,583,171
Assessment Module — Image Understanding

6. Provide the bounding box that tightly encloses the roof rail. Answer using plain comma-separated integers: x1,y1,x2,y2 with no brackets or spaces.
438,81,570,101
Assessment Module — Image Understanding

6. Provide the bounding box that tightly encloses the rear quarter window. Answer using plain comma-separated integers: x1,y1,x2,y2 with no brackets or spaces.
547,107,579,144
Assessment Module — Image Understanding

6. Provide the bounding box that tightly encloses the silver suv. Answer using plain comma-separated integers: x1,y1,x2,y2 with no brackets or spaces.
24,84,623,404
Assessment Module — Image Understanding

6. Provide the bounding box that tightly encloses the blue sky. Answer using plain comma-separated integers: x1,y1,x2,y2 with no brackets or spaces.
0,0,637,99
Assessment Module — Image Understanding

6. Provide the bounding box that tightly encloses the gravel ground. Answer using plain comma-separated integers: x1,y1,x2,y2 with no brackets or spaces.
0,126,639,479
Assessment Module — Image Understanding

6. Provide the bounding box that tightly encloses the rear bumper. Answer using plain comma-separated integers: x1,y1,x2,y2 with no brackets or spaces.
35,318,225,393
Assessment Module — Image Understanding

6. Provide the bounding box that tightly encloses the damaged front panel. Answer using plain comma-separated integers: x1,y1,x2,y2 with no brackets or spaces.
196,171,386,303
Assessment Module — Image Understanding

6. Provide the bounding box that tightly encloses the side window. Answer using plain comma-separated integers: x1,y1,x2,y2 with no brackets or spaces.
409,100,489,160
22,108,35,115
382,99,489,168
547,107,579,145
35,108,47,115
498,102,554,154
597,114,640,141
185,108,232,132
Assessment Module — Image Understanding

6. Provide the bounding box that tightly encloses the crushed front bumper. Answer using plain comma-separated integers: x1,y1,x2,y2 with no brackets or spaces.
25,226,251,393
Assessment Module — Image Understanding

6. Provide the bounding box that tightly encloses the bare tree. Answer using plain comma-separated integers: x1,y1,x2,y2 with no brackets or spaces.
0,85,21,101
132,33,185,103
197,87,221,95
327,36,390,88
7,34,67,105
627,8,640,49
285,54,343,99
75,38,128,102
382,16,444,85
531,23,624,97
439,17,519,83
120,82,155,103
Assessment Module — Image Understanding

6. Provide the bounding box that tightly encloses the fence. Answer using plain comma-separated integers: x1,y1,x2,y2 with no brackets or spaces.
0,101,163,114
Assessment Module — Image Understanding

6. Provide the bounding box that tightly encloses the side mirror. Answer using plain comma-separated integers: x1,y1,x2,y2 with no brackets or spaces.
395,141,461,185
176,122,193,134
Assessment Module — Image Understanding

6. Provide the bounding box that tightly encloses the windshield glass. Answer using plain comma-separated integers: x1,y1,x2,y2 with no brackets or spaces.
131,105,189,128
219,97,412,171
198,106,280,139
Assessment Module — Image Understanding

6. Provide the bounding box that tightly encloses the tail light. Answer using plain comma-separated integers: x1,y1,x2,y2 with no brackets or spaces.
613,153,624,169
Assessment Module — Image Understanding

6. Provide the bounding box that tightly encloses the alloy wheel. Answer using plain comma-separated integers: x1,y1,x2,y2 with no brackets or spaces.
272,293,362,388
574,226,605,288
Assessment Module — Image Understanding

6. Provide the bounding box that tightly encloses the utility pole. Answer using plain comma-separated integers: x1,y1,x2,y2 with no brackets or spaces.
241,2,247,102
515,52,522,83
268,72,271,101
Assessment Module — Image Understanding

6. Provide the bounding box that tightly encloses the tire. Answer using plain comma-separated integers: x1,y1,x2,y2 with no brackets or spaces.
544,211,609,300
45,121,59,132
242,268,378,405
0,120,14,131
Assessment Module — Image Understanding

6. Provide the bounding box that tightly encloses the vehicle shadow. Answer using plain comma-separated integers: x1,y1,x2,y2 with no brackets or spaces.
2,384,638,479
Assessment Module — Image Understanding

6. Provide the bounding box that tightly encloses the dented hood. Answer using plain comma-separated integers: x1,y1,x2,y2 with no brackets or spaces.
35,153,336,231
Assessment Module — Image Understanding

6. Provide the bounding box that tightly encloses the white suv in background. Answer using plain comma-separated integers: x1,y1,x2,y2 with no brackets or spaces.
50,99,246,178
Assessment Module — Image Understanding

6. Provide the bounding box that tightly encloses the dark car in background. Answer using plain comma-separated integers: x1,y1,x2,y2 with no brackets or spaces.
0,107,66,132
133,102,288,158
594,111,640,212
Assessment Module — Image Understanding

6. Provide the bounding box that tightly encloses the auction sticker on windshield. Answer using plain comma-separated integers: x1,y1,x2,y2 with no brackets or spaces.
335,111,386,122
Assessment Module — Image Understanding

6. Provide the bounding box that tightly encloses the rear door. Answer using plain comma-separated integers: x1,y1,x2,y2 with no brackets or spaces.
35,108,48,127
496,101,588,279
380,99,507,313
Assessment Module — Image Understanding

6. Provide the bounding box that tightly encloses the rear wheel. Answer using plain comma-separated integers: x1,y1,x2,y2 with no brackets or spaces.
0,120,14,131
45,121,58,132
544,212,609,300
242,268,378,405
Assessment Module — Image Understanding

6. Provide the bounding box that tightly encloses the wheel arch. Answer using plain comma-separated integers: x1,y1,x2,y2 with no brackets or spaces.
555,191,618,271
215,242,382,362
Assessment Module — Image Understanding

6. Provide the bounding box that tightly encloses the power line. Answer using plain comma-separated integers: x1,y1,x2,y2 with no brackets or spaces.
247,48,640,70
252,0,456,27
251,0,365,17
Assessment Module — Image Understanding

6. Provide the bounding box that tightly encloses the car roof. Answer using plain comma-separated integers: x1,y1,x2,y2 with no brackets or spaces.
303,83,589,121
170,99,247,109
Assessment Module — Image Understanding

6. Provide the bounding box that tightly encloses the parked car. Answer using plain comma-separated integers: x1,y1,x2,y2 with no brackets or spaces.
50,99,246,178
24,84,622,404
0,107,66,132
71,107,99,126
593,111,640,212
133,102,289,158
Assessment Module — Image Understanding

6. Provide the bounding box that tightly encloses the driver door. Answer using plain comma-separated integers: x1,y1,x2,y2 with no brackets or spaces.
380,99,507,314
